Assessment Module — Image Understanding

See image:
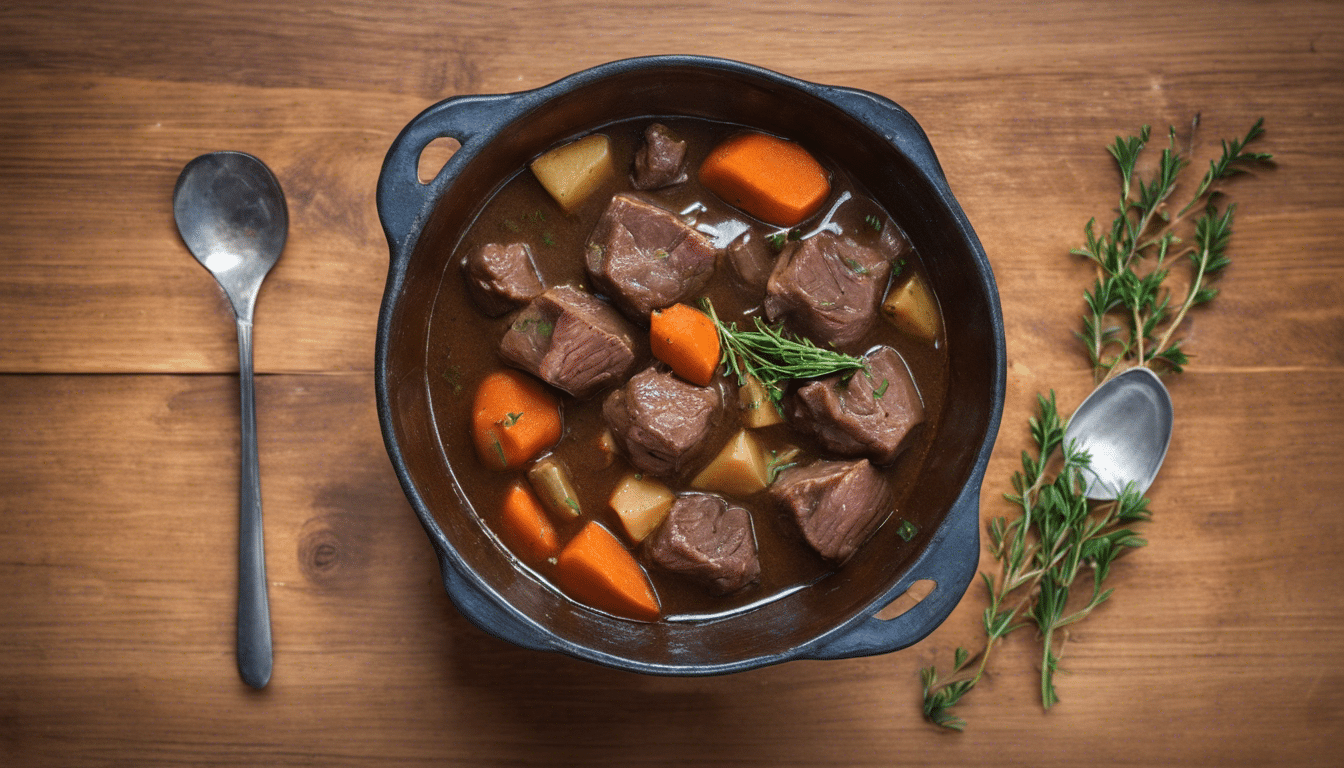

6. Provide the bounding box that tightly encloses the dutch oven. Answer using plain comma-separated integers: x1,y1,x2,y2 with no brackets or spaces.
374,55,1005,675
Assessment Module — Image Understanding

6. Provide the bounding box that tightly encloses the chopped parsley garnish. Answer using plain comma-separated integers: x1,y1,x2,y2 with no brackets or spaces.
440,365,464,394
845,258,869,275
896,518,919,541
512,318,554,338
767,452,799,484
765,228,805,252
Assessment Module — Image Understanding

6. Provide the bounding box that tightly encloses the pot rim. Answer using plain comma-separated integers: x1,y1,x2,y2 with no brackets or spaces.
374,55,1006,675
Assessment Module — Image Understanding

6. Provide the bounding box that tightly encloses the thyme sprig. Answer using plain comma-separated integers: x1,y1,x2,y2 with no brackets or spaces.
696,297,867,404
1075,117,1271,381
920,118,1270,731
922,395,1151,730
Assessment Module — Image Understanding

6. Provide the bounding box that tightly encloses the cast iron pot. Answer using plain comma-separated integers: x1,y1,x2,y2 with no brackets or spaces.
375,56,1005,675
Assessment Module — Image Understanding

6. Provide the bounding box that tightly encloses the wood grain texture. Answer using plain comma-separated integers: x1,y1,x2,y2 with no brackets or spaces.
2,1,1342,765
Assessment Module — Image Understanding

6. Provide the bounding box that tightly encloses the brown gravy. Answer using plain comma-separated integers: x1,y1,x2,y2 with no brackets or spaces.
424,117,949,620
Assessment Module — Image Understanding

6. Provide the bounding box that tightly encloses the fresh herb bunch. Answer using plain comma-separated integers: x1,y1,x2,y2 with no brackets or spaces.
920,118,1271,731
697,297,867,404
921,394,1151,730
1077,117,1271,382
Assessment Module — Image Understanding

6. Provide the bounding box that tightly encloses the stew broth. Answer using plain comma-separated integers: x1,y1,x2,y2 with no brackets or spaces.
424,117,949,620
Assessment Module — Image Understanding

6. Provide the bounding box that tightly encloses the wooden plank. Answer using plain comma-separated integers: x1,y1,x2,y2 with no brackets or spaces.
0,363,1340,765
1,3,1340,374
2,0,1343,765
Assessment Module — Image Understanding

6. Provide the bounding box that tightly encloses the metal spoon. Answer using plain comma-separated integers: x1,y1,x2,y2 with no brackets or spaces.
1064,366,1174,501
173,151,287,689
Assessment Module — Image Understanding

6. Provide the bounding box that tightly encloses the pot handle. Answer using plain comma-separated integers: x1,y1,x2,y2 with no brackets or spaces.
799,470,984,661
814,84,950,190
437,551,559,655
375,93,517,260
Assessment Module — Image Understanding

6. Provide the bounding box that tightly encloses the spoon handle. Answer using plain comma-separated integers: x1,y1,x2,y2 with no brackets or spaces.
235,318,273,689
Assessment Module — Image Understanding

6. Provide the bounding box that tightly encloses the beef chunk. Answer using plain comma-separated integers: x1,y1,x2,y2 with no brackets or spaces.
602,366,722,477
499,285,639,399
461,242,544,317
585,194,718,318
725,229,774,296
763,231,893,347
768,458,891,563
645,493,760,595
878,216,914,263
632,123,688,190
791,346,925,465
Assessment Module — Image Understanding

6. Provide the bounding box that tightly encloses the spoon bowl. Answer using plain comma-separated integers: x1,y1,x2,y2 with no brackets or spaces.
174,152,287,317
173,151,287,689
1065,366,1174,500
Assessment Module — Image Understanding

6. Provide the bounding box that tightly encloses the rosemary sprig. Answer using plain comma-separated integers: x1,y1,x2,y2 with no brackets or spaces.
920,118,1270,730
696,298,867,404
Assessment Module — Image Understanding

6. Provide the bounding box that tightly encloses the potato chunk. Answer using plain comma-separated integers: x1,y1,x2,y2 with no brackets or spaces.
691,429,770,497
527,457,581,519
738,374,784,428
530,134,616,212
881,273,941,342
608,473,676,543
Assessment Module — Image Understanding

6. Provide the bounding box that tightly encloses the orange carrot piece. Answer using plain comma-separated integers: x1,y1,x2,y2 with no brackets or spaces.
555,521,660,622
698,132,831,227
500,482,560,560
472,369,562,470
649,303,721,387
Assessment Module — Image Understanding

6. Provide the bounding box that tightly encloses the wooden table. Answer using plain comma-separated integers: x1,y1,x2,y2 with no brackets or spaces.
3,2,1341,765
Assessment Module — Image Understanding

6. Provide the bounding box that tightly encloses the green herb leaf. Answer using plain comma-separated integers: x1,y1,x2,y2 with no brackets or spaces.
440,365,464,394
920,118,1270,731
895,518,918,541
1078,119,1270,381
697,298,867,405
767,458,798,484
844,258,869,275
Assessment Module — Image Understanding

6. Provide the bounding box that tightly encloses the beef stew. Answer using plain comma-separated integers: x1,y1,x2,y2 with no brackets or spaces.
424,117,949,622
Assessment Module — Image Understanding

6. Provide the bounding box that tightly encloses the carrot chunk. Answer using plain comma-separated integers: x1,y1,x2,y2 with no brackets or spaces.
555,521,660,622
649,303,721,387
499,482,560,560
471,369,562,470
698,132,831,227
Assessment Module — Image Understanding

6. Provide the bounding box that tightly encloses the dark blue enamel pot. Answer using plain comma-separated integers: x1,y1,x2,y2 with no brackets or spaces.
375,56,1005,675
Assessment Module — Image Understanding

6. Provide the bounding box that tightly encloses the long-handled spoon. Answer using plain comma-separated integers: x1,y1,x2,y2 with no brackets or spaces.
173,151,288,689
1064,366,1175,501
